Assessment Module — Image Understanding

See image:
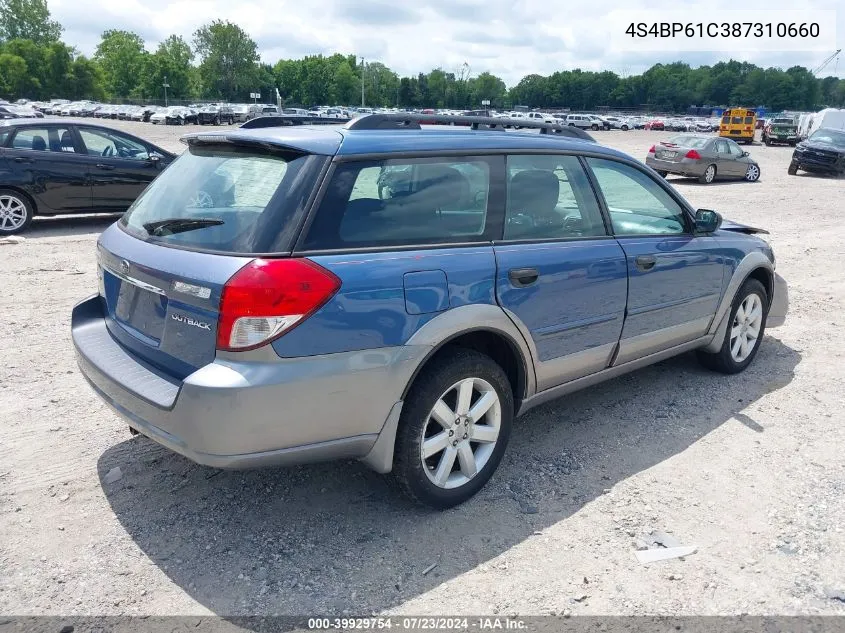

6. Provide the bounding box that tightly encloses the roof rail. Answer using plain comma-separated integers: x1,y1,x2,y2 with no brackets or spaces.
345,113,595,141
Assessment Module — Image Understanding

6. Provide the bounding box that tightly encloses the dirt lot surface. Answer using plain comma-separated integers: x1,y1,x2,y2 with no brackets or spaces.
1,122,844,618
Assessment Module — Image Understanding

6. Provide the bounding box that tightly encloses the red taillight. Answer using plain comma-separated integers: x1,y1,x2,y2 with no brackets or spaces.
685,149,702,160
648,145,655,153
217,258,341,351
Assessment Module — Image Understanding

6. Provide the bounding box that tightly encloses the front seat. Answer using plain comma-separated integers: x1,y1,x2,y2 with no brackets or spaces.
506,169,561,238
59,131,75,152
31,135,47,151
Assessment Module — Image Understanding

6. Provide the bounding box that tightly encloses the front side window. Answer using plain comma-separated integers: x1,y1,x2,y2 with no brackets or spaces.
121,143,326,253
727,141,744,157
504,154,606,240
303,157,492,250
11,126,76,153
586,158,688,236
79,128,150,161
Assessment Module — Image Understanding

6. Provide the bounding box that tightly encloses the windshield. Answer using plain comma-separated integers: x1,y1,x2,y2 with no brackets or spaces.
120,144,327,254
808,129,845,146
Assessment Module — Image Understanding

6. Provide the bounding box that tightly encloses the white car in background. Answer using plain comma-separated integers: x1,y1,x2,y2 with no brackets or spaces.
525,111,556,124
603,116,631,130
563,114,594,129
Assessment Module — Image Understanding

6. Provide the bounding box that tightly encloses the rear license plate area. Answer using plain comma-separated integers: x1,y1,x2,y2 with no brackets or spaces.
657,150,677,159
106,271,168,344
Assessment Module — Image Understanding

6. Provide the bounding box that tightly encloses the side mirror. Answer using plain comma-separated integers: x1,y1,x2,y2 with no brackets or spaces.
695,209,722,234
741,151,750,157
148,151,162,165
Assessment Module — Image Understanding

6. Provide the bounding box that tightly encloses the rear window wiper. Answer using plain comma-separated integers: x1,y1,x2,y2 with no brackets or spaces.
143,218,224,236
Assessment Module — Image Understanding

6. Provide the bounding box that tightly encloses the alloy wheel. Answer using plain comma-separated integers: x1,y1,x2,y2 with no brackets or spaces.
0,195,28,232
745,164,760,181
730,293,763,362
704,165,716,183
420,377,501,489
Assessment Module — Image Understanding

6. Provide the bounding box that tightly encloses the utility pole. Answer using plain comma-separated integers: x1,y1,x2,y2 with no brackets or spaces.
360,57,365,107
162,75,170,107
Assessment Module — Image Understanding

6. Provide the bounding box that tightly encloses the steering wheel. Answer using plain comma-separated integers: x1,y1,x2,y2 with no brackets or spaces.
562,215,585,235
101,145,114,157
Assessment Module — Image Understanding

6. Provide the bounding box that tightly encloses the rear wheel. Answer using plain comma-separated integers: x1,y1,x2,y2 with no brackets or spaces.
697,278,767,374
656,170,668,178
621,124,629,131
700,164,717,184
788,162,799,175
591,124,599,131
0,190,34,235
393,349,513,509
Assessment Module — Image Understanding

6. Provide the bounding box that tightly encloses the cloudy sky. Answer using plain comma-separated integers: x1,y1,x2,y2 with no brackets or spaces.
49,0,844,86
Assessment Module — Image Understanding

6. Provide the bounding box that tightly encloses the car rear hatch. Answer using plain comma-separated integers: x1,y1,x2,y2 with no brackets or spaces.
93,132,335,380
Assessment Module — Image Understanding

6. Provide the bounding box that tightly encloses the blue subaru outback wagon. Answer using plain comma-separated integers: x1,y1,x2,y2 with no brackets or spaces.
72,114,788,508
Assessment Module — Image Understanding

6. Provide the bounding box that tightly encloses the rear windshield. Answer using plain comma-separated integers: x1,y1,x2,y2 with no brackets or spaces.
667,135,709,148
120,143,326,254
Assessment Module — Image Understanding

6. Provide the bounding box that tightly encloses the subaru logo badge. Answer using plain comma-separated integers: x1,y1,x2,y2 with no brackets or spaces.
120,260,130,275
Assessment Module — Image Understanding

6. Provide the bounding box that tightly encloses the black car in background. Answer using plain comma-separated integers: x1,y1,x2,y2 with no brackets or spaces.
197,104,235,125
0,119,175,235
788,128,845,176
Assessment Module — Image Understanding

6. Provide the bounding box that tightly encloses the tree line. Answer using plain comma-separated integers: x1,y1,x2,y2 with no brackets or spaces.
1,0,843,111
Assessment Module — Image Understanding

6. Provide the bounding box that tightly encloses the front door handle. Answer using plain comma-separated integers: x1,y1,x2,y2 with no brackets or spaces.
14,157,33,163
95,163,115,170
508,267,540,287
635,255,657,271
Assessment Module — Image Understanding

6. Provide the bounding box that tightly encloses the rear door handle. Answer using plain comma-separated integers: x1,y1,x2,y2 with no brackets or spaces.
508,267,540,287
95,163,115,170
635,255,657,271
14,157,33,163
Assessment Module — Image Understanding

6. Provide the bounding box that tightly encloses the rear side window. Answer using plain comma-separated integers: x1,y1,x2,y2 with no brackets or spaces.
120,143,327,254
504,154,606,240
302,157,493,250
11,126,76,152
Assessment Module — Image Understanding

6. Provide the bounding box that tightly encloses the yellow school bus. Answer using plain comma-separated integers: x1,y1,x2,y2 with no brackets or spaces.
719,108,757,144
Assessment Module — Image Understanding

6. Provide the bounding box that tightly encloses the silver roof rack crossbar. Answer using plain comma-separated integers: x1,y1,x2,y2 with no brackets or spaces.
345,113,596,141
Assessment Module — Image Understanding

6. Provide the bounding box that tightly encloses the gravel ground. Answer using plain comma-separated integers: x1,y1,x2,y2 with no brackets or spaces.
1,122,844,618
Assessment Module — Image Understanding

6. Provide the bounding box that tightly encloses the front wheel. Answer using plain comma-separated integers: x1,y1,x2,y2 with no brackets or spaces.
591,124,599,131
745,163,761,182
697,278,767,374
699,164,717,184
788,162,798,175
621,124,629,131
393,349,513,509
0,189,34,235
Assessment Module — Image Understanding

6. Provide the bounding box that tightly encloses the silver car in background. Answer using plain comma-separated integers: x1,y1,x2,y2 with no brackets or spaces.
646,134,761,184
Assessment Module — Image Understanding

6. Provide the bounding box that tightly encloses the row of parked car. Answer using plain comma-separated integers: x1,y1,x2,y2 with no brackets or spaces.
8,100,284,126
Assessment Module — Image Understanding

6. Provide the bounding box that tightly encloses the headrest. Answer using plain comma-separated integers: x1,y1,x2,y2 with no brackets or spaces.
509,170,559,214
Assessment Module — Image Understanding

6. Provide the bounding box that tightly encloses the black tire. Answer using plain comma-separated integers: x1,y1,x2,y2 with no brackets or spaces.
745,163,761,182
763,136,770,146
789,140,797,147
0,188,35,235
591,124,599,131
214,116,220,125
699,164,717,184
656,170,668,178
787,162,798,176
393,349,514,509
621,124,629,131
697,278,768,374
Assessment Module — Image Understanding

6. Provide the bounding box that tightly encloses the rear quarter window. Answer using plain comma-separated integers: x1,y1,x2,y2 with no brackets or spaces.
302,157,496,250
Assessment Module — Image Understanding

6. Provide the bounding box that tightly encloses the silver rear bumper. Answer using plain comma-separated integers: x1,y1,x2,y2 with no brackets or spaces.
72,295,425,469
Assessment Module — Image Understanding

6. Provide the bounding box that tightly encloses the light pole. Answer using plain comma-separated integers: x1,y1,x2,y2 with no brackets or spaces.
162,75,170,107
360,57,365,107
